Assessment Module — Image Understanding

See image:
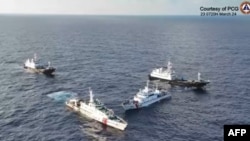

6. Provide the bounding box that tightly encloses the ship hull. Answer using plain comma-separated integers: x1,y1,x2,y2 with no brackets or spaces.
66,102,127,131
149,75,209,88
122,94,171,111
149,73,172,81
169,80,209,88
24,65,55,75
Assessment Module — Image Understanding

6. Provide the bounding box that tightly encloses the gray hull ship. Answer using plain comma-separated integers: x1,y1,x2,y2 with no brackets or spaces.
149,61,210,88
24,54,55,75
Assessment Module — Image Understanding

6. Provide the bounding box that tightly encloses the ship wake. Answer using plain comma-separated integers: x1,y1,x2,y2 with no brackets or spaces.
47,91,78,102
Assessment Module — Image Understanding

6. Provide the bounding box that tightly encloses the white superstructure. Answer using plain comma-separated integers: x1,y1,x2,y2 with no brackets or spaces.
122,81,171,110
149,61,176,81
66,88,127,131
24,54,38,69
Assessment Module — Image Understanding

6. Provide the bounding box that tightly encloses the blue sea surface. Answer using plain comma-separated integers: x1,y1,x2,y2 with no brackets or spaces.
0,15,250,141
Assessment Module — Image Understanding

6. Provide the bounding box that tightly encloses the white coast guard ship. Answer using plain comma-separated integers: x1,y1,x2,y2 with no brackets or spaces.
122,81,171,111
66,88,128,131
24,54,55,75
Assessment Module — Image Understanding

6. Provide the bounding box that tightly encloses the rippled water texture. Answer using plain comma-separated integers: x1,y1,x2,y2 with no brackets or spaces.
0,16,249,141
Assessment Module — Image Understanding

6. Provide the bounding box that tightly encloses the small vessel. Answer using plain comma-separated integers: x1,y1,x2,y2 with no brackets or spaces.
122,81,171,111
24,54,55,75
66,88,128,131
149,61,210,88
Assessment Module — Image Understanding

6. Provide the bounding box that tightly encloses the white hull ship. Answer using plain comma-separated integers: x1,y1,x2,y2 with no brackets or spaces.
122,81,171,111
66,88,127,131
24,54,55,75
149,61,176,81
149,61,210,88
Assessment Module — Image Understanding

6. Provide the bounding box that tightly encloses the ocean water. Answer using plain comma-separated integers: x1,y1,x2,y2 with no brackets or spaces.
0,15,250,141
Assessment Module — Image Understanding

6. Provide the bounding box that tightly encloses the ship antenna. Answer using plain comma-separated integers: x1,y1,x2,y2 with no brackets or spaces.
144,80,149,92
168,61,172,70
48,61,51,67
34,53,37,61
198,72,201,81
89,87,94,103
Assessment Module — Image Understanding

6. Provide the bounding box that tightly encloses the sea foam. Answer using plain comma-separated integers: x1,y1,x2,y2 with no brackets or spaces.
47,91,78,102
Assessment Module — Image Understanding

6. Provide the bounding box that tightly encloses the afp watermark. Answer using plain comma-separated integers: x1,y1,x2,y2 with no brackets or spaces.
224,125,250,141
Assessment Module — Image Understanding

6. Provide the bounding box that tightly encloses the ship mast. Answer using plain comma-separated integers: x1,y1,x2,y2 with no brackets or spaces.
144,80,149,92
34,53,37,62
89,87,94,103
167,61,172,72
167,61,174,80
48,61,51,67
198,72,201,81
